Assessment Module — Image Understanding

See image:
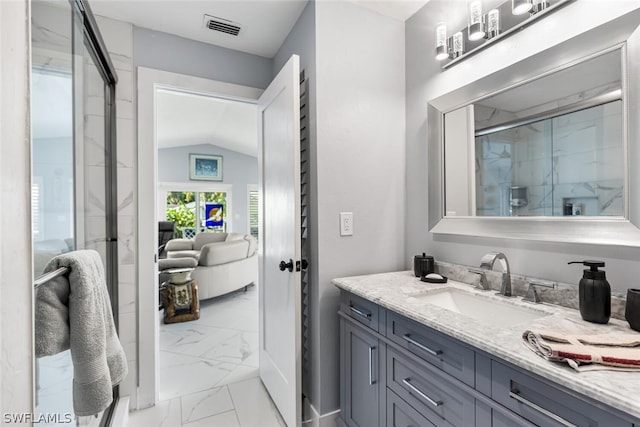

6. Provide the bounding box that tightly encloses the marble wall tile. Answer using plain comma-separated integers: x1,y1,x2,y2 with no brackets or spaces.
118,282,137,315
97,15,137,408
119,311,137,362
117,168,135,215
117,214,135,265
114,69,133,116
116,118,135,168
95,17,133,73
84,165,107,216
84,115,107,167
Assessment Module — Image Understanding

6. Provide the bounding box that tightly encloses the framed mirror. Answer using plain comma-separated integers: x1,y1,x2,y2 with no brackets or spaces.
428,11,640,246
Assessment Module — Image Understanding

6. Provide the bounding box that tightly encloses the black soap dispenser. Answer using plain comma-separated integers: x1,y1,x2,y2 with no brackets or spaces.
568,260,611,324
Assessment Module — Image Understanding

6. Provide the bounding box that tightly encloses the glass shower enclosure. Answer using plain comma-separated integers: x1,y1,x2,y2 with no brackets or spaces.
31,0,119,425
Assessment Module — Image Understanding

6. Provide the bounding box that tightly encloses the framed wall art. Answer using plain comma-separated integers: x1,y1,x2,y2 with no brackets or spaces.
190,154,223,181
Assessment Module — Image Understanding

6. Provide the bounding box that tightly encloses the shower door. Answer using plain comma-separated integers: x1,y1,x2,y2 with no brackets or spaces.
32,0,118,425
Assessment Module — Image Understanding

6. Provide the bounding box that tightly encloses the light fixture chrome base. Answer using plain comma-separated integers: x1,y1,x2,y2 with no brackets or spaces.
435,45,450,61
531,1,549,14
468,22,486,41
512,0,533,15
487,29,500,39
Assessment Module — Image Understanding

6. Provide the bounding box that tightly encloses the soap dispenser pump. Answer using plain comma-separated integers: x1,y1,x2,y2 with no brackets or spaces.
568,260,611,324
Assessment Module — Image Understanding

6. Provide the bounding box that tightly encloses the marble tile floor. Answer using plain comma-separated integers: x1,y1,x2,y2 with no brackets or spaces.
128,285,286,427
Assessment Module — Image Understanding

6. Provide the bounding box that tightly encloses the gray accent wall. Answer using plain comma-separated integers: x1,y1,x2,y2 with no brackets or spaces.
406,2,640,294
158,144,257,235
133,26,273,89
274,1,406,416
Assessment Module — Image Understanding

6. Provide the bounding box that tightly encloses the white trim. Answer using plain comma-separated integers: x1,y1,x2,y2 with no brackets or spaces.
1,0,34,415
137,67,262,408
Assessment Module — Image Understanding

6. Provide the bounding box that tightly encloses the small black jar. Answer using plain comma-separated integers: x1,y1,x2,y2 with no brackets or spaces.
413,253,435,277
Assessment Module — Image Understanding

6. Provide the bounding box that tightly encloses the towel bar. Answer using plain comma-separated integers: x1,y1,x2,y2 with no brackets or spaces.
34,267,69,289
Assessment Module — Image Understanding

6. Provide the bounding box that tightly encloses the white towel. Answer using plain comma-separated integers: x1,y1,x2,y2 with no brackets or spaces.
35,250,128,416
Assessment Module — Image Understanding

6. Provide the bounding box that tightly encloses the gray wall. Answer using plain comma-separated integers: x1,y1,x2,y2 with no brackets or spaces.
134,27,273,89
406,2,640,294
317,1,407,415
275,1,406,417
158,144,257,235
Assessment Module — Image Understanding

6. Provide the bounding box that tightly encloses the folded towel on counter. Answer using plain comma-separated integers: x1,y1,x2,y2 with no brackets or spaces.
35,250,128,416
522,329,640,372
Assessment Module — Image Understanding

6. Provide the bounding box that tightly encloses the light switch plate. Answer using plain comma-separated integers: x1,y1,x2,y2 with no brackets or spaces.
340,212,353,236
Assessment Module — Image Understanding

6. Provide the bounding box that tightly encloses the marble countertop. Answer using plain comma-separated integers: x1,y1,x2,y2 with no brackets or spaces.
332,270,640,420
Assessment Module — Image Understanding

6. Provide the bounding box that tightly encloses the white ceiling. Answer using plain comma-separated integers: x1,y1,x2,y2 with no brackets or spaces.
156,89,258,156
91,0,429,156
91,1,429,59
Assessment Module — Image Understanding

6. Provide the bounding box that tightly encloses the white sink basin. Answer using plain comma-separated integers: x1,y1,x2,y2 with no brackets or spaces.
413,288,549,327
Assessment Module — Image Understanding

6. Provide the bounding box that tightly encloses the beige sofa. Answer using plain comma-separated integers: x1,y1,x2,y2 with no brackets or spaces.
164,232,258,300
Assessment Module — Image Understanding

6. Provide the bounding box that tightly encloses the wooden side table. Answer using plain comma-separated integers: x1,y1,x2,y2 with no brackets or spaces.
160,267,200,323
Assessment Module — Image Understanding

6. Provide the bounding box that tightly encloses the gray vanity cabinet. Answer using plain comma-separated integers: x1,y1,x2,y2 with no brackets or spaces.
491,361,632,427
340,314,384,427
339,289,640,427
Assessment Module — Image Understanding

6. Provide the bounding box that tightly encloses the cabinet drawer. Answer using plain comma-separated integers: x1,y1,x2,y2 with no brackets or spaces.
387,388,435,427
386,311,475,386
387,347,475,427
492,361,633,427
341,291,380,332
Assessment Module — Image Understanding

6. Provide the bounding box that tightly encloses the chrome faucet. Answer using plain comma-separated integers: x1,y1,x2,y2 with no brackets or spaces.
468,268,490,290
480,252,512,297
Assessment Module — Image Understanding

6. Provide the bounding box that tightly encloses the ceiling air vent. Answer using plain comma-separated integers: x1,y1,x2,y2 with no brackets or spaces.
203,14,241,36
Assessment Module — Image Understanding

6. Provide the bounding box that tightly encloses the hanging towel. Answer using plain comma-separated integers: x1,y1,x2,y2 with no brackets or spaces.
522,329,640,372
35,250,128,416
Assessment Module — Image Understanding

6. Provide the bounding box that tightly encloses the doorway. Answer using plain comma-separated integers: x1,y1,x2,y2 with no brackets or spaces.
137,68,263,407
137,58,302,426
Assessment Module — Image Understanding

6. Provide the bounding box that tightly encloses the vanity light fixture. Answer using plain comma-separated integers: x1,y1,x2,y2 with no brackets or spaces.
532,0,549,13
468,0,486,41
512,0,533,15
487,9,500,38
452,32,464,58
435,24,450,61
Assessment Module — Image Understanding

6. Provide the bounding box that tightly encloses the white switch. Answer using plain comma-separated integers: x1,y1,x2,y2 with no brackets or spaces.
340,212,353,236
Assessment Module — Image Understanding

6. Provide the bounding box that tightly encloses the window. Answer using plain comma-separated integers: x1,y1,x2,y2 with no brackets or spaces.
248,188,259,240
165,190,229,237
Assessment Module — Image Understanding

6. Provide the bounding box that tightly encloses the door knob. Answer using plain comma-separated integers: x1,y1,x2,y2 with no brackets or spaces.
279,259,294,272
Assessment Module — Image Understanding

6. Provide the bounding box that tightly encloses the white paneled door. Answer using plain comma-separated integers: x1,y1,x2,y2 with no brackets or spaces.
257,55,301,427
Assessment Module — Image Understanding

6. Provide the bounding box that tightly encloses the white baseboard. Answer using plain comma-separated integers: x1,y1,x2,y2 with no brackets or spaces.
111,396,130,426
302,398,341,427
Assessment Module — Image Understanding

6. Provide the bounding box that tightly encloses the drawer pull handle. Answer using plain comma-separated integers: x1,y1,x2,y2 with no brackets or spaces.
403,334,442,357
368,346,376,385
402,378,442,408
349,305,372,319
509,391,577,427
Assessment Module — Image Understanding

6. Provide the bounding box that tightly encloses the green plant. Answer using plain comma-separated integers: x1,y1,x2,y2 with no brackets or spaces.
166,203,195,238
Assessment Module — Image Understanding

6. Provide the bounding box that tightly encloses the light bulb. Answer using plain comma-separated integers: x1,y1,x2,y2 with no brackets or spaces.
435,24,449,61
468,0,485,41
487,9,500,38
469,1,482,25
512,0,533,15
